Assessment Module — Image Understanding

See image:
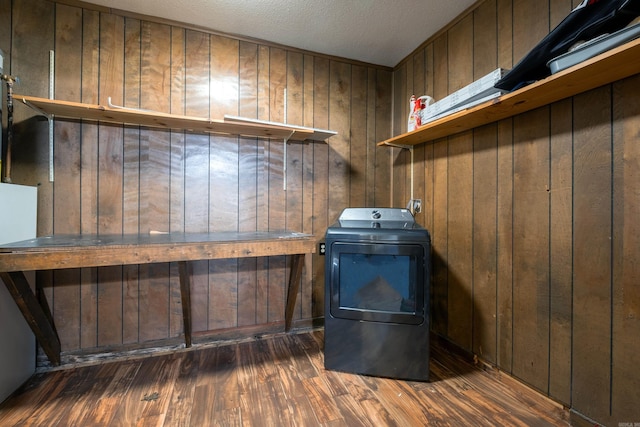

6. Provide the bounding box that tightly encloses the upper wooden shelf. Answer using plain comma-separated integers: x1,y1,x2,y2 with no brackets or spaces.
379,37,640,147
14,95,336,142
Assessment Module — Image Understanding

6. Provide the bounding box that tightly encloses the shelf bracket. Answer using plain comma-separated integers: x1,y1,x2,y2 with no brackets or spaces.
384,141,417,214
283,130,295,191
17,96,52,119
107,96,155,113
382,141,412,150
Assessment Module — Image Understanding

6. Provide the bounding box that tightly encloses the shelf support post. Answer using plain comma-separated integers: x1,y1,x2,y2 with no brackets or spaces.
384,142,418,215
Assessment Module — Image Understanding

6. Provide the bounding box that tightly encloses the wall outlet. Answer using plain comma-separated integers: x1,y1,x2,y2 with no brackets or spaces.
319,242,326,255
412,199,422,214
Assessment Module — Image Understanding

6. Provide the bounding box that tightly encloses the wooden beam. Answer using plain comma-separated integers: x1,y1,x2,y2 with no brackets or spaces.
284,254,305,332
177,261,193,348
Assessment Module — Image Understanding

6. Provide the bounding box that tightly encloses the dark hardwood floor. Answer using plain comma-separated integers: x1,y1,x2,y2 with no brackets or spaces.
0,330,569,426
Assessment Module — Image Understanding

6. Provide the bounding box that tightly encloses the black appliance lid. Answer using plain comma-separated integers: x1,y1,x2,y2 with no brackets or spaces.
335,208,417,229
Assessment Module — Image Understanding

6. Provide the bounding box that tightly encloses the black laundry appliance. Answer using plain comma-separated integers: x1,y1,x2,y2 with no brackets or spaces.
324,208,431,381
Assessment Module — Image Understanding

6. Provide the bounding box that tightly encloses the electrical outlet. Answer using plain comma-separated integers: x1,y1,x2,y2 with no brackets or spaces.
319,242,326,255
413,199,422,213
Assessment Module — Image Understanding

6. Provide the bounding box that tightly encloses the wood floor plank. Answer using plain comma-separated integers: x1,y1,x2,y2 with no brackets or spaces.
369,379,430,426
109,354,181,426
236,340,284,426
82,362,142,426
357,395,398,426
211,344,239,413
30,364,107,425
331,394,371,427
11,381,51,425
267,333,320,406
282,333,319,380
295,330,326,376
336,373,401,426
0,370,71,426
241,378,287,426
211,407,242,427
190,343,239,424
54,364,117,425
302,376,342,424
0,330,570,426
163,351,200,427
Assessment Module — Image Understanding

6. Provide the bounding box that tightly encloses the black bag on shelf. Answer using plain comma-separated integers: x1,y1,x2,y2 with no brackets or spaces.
494,0,640,91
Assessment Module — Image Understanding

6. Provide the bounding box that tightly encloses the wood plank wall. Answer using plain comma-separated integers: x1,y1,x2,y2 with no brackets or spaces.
3,0,639,425
0,0,392,353
393,0,640,425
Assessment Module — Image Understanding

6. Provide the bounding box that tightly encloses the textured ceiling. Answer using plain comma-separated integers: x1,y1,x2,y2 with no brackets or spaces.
82,0,477,67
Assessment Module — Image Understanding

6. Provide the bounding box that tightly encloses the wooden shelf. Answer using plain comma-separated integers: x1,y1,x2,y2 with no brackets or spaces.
15,95,336,142
379,37,640,147
223,115,336,141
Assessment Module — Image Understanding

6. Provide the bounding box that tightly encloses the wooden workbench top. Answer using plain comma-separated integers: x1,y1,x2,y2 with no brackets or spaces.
0,232,316,272
0,231,316,365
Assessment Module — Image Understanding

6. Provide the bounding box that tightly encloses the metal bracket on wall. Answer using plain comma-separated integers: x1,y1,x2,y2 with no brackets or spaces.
283,130,295,191
283,88,289,191
48,50,55,183
385,142,417,214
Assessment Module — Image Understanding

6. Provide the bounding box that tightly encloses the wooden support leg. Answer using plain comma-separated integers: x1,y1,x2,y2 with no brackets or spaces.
36,273,58,337
0,271,61,366
177,261,193,348
284,254,305,332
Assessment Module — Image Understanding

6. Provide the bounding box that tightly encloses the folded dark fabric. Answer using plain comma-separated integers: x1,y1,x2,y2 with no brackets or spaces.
494,0,640,91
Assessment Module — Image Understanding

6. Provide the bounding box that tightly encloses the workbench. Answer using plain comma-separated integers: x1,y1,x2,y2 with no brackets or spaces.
0,232,316,366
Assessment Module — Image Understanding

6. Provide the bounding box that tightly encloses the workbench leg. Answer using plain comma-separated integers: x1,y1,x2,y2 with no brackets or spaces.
177,261,193,348
285,254,305,332
0,271,61,366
